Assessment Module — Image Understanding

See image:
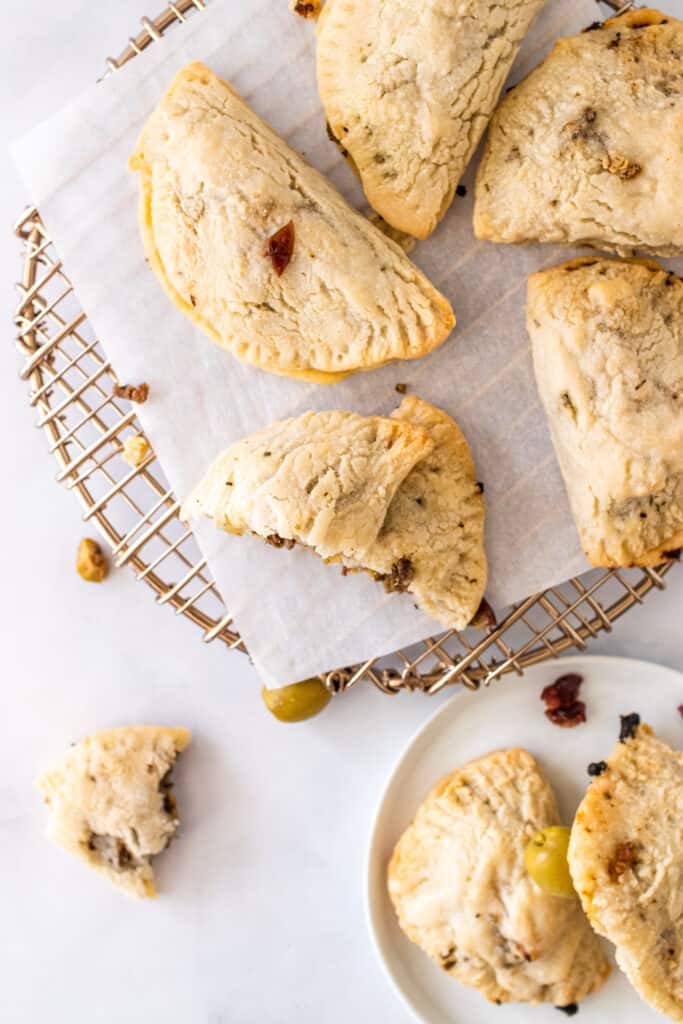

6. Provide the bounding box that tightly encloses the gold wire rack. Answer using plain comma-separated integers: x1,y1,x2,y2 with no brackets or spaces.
12,0,676,696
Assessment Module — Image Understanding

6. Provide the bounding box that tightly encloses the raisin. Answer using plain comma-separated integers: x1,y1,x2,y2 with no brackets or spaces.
395,382,408,394
541,673,583,711
587,760,607,776
264,221,295,276
545,703,586,728
556,1005,579,1017
541,673,586,727
455,184,467,197
619,712,640,742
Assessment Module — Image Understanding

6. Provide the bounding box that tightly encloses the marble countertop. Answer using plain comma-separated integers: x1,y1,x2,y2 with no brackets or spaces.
1,3,681,1021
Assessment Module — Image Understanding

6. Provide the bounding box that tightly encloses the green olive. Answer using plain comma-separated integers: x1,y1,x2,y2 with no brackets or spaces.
261,678,332,723
524,826,576,898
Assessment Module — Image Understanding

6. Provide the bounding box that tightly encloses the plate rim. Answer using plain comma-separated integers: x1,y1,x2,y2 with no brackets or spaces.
364,653,683,1024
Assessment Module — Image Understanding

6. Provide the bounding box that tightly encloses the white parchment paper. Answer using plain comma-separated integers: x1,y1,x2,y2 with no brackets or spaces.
13,0,614,685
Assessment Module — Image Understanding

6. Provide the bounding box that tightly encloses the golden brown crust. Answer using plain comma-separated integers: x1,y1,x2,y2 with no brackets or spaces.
569,724,683,1021
182,398,487,630
317,0,545,239
474,11,683,255
130,63,454,381
37,726,191,899
528,257,683,567
388,748,610,1005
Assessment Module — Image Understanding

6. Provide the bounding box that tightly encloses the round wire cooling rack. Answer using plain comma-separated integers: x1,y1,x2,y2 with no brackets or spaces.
12,0,677,697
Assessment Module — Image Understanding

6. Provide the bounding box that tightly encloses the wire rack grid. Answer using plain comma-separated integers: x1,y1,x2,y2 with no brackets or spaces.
12,0,676,696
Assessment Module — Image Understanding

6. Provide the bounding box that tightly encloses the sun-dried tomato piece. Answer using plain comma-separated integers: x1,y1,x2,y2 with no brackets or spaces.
264,221,295,276
541,673,583,711
545,702,586,728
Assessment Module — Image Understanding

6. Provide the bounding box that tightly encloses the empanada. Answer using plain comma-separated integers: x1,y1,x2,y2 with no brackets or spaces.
181,397,487,630
569,722,683,1022
352,396,487,630
388,749,610,1006
129,62,454,383
528,256,683,567
36,726,191,899
317,0,545,239
474,10,683,256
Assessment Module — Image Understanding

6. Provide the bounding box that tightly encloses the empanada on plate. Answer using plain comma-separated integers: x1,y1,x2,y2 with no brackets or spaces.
528,256,683,567
181,397,487,631
388,748,610,1006
129,62,454,383
317,0,545,239
569,722,683,1022
474,10,683,256
36,726,191,899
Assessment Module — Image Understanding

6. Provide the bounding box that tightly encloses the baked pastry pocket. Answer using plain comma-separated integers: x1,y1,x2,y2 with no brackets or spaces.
130,62,454,382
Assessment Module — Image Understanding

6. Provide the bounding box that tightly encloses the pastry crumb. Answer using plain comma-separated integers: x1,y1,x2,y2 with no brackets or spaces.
290,0,321,18
76,538,108,583
121,434,150,468
113,382,149,403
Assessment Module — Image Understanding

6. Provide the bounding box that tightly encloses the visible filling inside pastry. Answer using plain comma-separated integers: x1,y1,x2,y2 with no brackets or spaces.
374,557,415,593
88,833,137,872
83,764,181,876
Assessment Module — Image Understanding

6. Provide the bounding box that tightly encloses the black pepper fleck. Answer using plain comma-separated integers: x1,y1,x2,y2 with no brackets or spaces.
456,184,467,197
587,760,607,777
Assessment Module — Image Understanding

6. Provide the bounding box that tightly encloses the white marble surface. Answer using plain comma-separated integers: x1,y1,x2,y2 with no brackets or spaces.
1,3,682,1022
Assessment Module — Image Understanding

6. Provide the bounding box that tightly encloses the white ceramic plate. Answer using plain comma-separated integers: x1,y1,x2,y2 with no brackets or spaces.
367,655,683,1024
